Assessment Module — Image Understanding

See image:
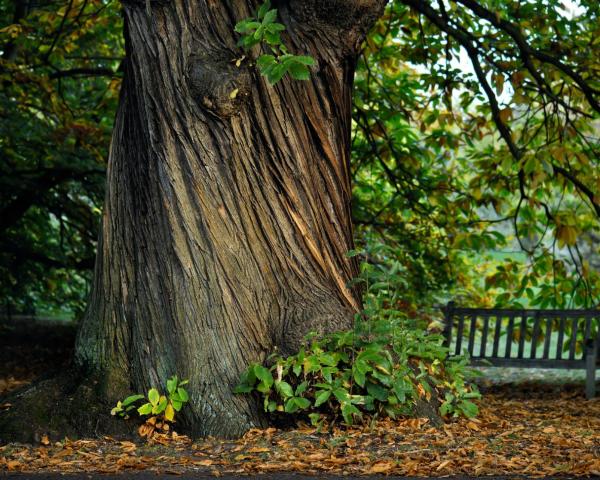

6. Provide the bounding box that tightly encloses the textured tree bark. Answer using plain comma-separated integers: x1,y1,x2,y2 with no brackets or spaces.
0,0,387,441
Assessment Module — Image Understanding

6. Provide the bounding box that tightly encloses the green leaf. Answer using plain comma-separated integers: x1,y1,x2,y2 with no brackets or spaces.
264,30,282,46
257,55,277,70
353,368,366,388
137,403,153,416
292,55,315,66
262,9,278,25
253,365,273,388
166,377,177,395
295,381,308,396
266,63,288,84
309,413,322,426
366,382,388,402
284,398,299,413
153,395,168,414
148,388,160,406
275,380,294,398
177,387,189,402
257,0,271,19
341,403,361,425
233,385,254,394
122,394,144,407
458,400,479,418
172,400,183,412
293,397,311,410
314,390,331,407
235,20,260,33
332,387,350,404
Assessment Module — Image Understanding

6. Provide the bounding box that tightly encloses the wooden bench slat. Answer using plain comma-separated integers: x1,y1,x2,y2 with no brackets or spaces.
455,314,465,356
480,314,490,357
530,313,541,359
569,317,579,360
556,316,566,360
584,316,592,342
492,316,502,357
468,314,477,356
442,304,453,349
542,316,552,359
505,315,515,357
517,314,527,359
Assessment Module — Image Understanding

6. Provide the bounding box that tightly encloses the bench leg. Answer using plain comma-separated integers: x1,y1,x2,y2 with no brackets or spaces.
585,339,596,400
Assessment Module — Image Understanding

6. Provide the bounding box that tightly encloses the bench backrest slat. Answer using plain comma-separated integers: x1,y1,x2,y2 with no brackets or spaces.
505,314,515,358
584,317,592,346
480,314,490,357
454,313,465,356
569,317,579,360
492,316,502,357
468,314,477,356
556,316,566,360
517,314,527,359
530,313,542,359
542,316,553,359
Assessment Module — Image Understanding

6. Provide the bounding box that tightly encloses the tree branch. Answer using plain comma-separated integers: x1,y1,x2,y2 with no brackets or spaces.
49,67,118,79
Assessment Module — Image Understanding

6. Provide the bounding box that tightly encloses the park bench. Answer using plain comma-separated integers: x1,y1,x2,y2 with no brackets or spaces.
441,303,600,399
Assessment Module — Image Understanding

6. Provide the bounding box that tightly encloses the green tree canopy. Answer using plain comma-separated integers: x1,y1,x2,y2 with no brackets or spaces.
1,0,598,315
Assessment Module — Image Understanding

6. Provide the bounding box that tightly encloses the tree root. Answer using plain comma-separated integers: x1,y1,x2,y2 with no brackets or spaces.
0,368,134,444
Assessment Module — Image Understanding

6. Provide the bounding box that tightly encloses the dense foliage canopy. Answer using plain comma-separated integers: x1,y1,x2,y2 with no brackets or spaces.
1,0,599,317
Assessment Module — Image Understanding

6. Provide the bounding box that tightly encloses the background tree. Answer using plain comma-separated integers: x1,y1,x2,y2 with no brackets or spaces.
0,0,122,316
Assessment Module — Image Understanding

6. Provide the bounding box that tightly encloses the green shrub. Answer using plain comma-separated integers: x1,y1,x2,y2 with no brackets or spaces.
235,318,479,427
234,246,480,427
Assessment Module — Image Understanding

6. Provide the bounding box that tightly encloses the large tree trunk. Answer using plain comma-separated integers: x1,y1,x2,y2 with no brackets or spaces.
0,0,387,441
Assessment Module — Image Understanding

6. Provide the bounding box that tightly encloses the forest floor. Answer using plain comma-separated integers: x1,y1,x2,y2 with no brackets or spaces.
0,319,599,477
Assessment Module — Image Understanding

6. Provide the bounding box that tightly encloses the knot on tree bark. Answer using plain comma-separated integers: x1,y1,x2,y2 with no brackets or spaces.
187,51,251,119
288,0,388,48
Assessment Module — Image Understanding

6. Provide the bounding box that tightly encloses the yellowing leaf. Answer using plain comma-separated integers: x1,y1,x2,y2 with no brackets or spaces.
165,403,175,422
498,107,512,123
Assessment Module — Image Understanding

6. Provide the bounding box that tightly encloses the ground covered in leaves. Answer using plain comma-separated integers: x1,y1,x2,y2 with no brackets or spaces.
1,319,599,476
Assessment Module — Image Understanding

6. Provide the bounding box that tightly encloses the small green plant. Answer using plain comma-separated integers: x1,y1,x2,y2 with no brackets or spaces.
111,375,190,437
234,245,481,427
235,0,315,84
